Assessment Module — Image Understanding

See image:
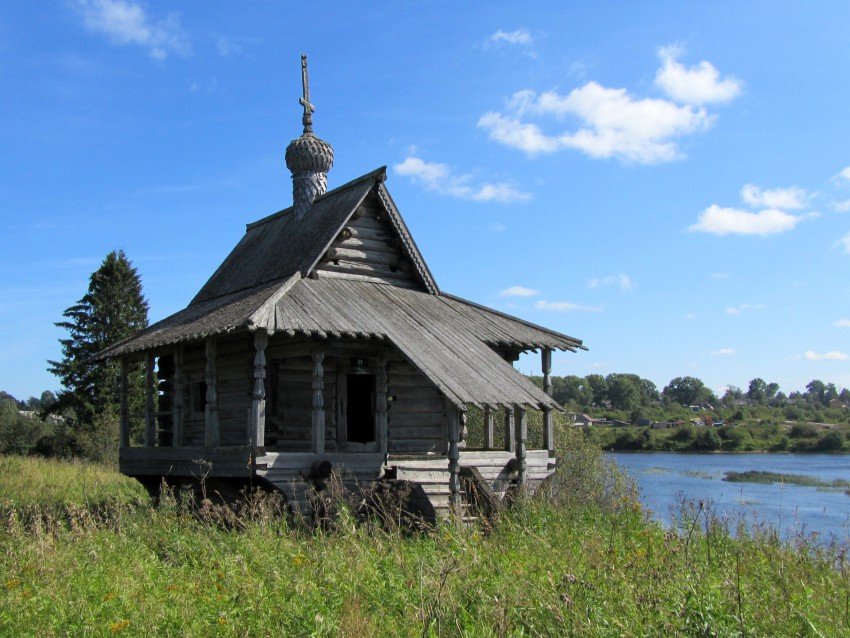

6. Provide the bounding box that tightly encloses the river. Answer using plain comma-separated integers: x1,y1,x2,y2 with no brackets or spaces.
608,452,850,545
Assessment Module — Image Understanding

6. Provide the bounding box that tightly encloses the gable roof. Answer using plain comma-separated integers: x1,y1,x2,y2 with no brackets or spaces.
193,167,437,304
99,168,586,409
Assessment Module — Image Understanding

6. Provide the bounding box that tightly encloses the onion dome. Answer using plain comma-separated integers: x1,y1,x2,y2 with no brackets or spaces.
286,54,333,219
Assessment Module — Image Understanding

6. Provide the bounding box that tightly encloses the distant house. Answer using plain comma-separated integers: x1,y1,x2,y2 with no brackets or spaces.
829,398,849,410
573,414,596,427
635,417,652,427
98,58,586,518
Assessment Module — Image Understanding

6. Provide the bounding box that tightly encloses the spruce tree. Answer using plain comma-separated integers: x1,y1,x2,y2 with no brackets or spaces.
47,250,149,427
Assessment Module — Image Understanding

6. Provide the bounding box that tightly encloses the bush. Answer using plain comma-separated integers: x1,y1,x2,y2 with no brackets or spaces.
0,400,50,456
692,428,722,451
789,423,818,438
672,424,695,443
816,430,845,452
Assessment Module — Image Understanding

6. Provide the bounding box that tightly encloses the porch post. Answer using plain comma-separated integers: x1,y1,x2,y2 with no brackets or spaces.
514,406,528,484
311,349,325,454
483,405,494,449
144,352,155,447
376,355,388,454
119,358,129,448
504,406,515,453
204,338,219,448
447,401,462,510
251,329,268,451
542,348,554,453
172,345,183,448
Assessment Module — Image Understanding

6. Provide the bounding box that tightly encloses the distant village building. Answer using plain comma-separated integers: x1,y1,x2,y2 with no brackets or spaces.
100,57,586,518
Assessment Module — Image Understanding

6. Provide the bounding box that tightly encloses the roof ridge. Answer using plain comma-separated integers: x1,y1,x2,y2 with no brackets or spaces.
246,166,387,231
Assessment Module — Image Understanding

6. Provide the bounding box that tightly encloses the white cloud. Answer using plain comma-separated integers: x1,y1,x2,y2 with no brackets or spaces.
689,205,813,236
833,166,850,183
587,274,633,290
740,184,808,210
834,319,850,328
75,0,190,59
655,45,743,105
215,37,245,58
726,303,764,315
490,29,532,46
711,348,736,356
836,233,850,254
499,286,538,297
833,199,850,212
804,350,849,361
394,156,531,203
479,82,714,164
488,222,506,232
534,300,602,312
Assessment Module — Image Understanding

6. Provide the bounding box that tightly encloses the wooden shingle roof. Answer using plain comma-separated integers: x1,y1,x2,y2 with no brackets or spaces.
100,168,586,409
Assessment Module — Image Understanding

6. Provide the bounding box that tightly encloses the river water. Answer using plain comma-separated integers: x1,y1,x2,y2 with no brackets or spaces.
608,452,850,545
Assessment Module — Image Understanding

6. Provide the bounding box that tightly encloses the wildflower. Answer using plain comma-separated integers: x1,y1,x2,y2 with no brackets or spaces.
165,584,178,591
103,593,115,600
6,578,21,589
109,619,129,633
217,617,227,625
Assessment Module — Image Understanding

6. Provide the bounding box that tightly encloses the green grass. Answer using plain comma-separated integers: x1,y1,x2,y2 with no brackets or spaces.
723,470,850,490
0,455,148,508
2,453,850,637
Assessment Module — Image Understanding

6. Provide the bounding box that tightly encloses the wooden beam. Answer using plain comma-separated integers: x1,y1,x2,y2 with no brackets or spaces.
144,352,155,447
376,354,388,454
172,345,183,448
542,348,554,453
503,407,515,453
483,405,494,450
204,338,219,448
119,358,129,448
251,329,268,451
514,406,528,484
311,349,325,454
447,402,461,511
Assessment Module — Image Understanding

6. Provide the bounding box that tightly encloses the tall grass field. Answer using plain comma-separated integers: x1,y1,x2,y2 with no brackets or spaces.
2,445,849,637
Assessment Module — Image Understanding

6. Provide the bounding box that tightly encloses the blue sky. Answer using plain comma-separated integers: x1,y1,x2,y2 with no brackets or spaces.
1,1,848,401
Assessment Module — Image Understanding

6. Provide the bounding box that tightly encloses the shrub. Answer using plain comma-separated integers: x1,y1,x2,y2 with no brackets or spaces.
692,428,722,451
789,423,818,438
815,430,845,452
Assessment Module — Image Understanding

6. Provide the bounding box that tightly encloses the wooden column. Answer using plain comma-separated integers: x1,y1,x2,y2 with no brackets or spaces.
376,355,388,454
144,353,155,447
514,406,528,484
119,358,129,448
172,346,183,448
503,406,515,453
447,402,462,510
204,338,219,448
250,330,268,450
483,405,494,450
311,349,325,454
542,348,554,454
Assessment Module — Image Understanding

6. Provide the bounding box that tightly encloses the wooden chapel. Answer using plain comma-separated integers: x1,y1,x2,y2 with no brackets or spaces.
99,56,586,516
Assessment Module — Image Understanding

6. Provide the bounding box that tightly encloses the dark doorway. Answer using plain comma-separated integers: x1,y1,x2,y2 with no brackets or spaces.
347,374,375,443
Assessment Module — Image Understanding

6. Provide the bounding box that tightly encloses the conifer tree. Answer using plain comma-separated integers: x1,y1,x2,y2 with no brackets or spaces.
47,250,149,426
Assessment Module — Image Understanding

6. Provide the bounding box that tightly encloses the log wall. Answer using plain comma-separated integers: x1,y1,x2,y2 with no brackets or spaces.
387,358,445,454
313,194,419,288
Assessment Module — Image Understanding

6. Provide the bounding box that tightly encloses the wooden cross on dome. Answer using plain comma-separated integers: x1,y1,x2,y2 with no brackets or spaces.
300,54,315,133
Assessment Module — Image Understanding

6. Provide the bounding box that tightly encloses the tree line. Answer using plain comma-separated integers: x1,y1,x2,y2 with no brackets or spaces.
529,373,849,420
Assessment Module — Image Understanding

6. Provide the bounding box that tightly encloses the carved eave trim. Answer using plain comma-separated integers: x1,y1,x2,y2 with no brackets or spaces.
375,182,439,295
